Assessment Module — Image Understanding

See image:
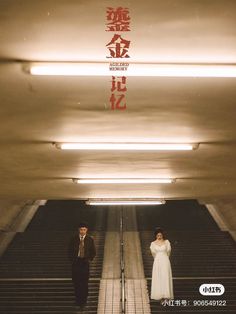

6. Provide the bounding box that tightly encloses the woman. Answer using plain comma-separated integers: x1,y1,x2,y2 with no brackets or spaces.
150,228,174,303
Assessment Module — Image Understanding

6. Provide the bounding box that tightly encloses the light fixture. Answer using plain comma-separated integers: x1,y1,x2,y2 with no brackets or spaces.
24,62,236,77
73,178,175,184
54,142,198,151
86,199,166,205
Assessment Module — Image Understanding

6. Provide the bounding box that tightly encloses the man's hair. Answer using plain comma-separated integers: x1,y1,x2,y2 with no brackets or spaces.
78,221,89,229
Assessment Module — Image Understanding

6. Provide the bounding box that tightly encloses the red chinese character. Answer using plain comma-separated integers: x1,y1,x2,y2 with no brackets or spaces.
106,7,130,31
111,76,127,92
106,34,130,58
110,93,126,110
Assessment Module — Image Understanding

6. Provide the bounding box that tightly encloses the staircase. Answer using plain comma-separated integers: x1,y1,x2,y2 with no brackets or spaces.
0,200,107,313
137,200,236,313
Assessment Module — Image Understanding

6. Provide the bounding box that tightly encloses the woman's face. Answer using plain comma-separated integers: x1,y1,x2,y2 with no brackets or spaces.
156,232,163,240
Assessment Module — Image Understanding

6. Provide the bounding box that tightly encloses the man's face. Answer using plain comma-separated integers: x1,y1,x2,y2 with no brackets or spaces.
79,227,88,236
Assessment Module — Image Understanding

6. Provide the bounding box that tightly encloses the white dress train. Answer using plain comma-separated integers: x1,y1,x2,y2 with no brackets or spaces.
150,239,174,300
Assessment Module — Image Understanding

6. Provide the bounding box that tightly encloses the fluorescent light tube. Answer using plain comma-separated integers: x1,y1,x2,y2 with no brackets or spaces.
73,178,175,184
25,62,236,77
86,199,165,205
54,142,198,151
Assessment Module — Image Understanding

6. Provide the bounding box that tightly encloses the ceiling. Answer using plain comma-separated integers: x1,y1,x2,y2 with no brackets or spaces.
0,0,236,200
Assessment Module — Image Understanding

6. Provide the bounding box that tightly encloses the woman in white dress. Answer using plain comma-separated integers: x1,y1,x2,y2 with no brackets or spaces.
150,228,174,303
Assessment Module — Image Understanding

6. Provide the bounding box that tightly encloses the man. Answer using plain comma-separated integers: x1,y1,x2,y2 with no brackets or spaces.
68,222,96,310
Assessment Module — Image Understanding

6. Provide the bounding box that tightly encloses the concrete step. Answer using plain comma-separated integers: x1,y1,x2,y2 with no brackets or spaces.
147,278,236,313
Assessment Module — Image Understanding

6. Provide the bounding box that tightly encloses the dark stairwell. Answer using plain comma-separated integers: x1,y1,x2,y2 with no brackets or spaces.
0,200,107,314
137,200,236,313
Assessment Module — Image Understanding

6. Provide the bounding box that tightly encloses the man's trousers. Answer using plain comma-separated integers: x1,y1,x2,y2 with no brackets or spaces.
72,257,90,306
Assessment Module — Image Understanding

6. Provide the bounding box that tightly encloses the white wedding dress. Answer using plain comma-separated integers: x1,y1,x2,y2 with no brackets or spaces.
150,239,174,300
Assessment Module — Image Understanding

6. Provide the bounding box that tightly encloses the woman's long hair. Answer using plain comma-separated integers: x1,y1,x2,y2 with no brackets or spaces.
154,227,166,240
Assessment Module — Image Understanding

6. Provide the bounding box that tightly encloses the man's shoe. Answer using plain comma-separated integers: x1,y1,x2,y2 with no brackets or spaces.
79,305,86,311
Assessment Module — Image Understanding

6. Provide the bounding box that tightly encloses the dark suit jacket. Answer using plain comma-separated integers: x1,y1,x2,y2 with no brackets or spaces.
68,233,96,263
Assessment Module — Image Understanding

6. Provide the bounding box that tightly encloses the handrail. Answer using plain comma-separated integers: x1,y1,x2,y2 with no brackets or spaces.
120,206,126,313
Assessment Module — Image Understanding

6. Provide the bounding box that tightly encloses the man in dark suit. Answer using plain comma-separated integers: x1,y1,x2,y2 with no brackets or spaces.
68,222,96,310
